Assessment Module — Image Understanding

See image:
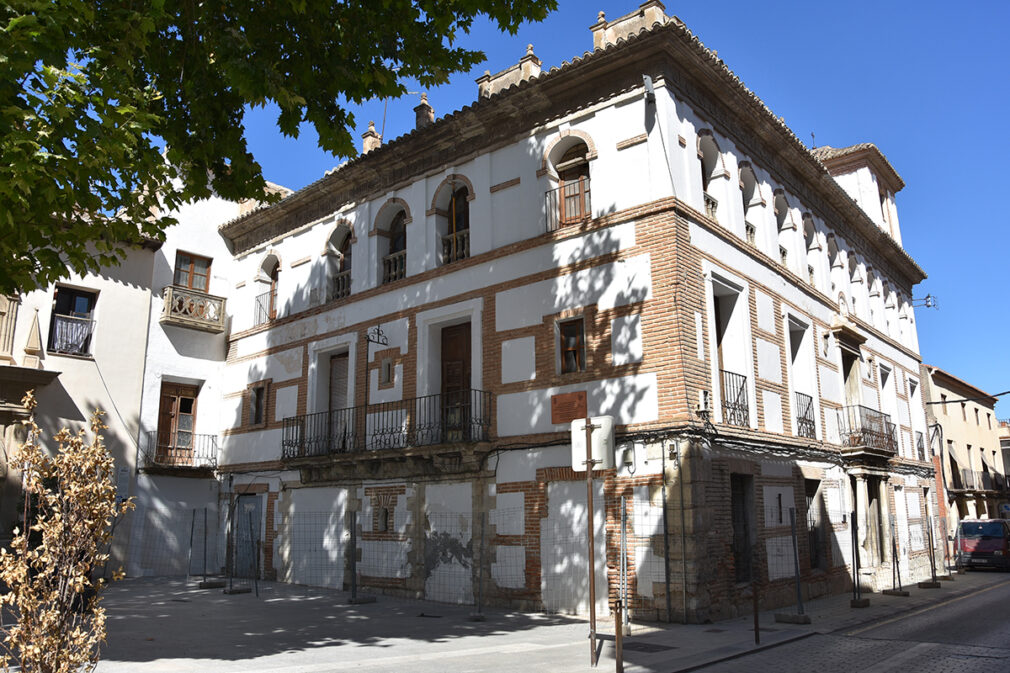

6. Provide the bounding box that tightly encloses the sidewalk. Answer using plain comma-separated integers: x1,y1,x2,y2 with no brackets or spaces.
93,570,1008,673
608,569,1005,672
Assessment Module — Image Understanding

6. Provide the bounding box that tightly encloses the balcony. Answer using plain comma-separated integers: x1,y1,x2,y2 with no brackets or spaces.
254,289,276,326
442,229,470,264
545,180,591,232
48,313,94,356
836,405,897,456
704,193,718,220
794,391,816,439
382,250,407,284
328,270,351,301
719,370,749,427
160,286,226,334
143,431,217,471
282,389,492,460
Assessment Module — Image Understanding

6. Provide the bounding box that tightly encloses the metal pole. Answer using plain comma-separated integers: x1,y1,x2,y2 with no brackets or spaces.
851,509,860,601
584,417,598,668
789,508,804,616
890,514,898,591
752,545,760,646
350,510,358,602
203,508,208,582
615,597,624,673
941,516,951,573
249,515,259,598
620,496,629,635
477,511,486,617
187,508,196,579
660,442,673,624
228,500,236,593
927,516,937,583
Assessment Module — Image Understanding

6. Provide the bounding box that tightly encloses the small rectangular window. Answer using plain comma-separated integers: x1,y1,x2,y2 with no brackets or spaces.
250,385,267,426
559,318,585,374
380,358,393,385
174,252,212,292
961,402,967,421
987,412,992,430
941,394,947,415
975,408,980,425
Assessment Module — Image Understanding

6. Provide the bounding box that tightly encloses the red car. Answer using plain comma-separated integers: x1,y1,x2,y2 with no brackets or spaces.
956,519,1010,570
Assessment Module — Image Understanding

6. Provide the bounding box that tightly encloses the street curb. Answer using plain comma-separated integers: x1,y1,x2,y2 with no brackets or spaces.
827,576,1010,636
668,631,817,673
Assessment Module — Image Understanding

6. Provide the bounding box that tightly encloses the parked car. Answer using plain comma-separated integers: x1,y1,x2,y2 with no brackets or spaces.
956,519,1010,570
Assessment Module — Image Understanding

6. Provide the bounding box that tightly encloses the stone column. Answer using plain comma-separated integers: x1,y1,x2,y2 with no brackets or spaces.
879,478,892,564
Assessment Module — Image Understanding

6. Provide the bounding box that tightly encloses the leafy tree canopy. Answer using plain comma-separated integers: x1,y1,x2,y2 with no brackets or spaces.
0,0,556,294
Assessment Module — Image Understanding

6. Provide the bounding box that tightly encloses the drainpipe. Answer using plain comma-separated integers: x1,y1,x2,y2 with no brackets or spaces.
677,437,688,624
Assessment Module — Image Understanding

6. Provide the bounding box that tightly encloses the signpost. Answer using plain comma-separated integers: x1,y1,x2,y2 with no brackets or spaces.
571,416,614,669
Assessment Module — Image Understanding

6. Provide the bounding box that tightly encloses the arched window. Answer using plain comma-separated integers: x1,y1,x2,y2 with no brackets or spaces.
442,185,470,264
774,192,793,270
327,226,353,300
552,142,590,228
383,210,407,284
255,255,280,325
698,132,722,220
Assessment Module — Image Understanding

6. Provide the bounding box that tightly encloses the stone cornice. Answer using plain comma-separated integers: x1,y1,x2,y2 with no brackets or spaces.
219,18,925,287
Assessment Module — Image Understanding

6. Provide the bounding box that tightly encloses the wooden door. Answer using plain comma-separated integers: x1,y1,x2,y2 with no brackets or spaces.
157,383,199,465
440,323,471,442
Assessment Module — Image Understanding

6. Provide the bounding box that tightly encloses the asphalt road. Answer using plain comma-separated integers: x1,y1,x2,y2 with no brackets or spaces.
699,572,1010,672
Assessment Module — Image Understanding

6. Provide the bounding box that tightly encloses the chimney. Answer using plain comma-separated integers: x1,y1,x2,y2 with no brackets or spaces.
414,93,434,130
361,120,381,154
591,1,669,50
476,44,542,99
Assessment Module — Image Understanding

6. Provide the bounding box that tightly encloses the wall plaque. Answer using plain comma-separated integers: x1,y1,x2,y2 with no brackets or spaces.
551,391,587,425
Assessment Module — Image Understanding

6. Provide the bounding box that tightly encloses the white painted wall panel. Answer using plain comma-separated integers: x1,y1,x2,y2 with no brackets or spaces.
611,315,643,366
762,391,783,434
756,339,781,383
496,373,659,436
501,336,536,384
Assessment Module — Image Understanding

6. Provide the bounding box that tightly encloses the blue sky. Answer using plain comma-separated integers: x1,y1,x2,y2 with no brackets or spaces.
242,1,1010,415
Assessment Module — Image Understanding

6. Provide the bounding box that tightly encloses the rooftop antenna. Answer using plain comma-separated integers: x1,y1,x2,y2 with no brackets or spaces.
810,132,816,149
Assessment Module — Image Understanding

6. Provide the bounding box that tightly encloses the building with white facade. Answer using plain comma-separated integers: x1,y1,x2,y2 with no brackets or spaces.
4,2,942,622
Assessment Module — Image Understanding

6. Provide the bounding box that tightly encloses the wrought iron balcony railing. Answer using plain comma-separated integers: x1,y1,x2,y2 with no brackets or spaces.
720,369,749,427
160,285,227,333
915,431,926,462
704,193,718,220
794,391,816,439
442,229,470,264
836,405,897,454
48,313,94,356
282,389,492,459
254,289,276,326
144,431,217,469
545,180,591,232
382,250,407,284
328,270,351,301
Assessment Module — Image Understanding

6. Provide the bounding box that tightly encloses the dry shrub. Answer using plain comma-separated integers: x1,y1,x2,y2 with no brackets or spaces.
0,391,133,673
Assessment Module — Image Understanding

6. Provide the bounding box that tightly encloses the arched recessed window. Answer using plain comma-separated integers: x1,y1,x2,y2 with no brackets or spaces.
442,185,470,264
698,132,721,220
327,226,353,300
255,255,280,325
550,142,590,228
774,192,793,270
382,210,407,284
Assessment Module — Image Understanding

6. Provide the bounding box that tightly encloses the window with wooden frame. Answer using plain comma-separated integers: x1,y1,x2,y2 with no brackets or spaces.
559,318,586,374
557,144,590,225
174,252,212,292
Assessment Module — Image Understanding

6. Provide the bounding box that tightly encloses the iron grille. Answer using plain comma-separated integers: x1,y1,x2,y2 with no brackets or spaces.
720,370,748,427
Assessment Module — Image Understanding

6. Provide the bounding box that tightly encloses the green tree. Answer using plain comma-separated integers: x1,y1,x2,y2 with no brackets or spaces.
0,0,556,294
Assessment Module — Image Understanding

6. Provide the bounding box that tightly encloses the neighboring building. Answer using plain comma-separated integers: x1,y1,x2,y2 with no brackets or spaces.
6,2,941,623
922,365,1008,539
0,238,161,568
